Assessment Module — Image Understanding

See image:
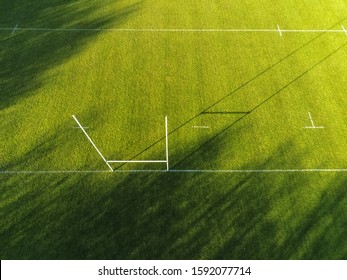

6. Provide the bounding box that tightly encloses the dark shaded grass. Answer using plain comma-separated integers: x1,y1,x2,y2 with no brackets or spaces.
1,131,346,259
0,0,139,109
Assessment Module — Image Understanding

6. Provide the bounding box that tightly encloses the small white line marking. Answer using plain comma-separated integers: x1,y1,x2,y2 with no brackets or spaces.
342,25,347,35
72,126,89,129
305,112,324,129
193,126,210,129
12,24,18,34
72,115,113,172
277,25,283,37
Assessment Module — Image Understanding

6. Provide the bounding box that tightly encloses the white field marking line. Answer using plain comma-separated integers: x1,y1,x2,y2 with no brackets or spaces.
283,29,345,33
0,27,347,33
342,25,347,35
170,169,347,173
305,127,325,129
3,168,347,174
11,24,18,34
72,126,89,129
304,112,324,129
308,112,315,127
165,116,169,171
0,170,110,174
72,115,113,172
277,25,283,37
192,126,210,129
107,160,167,163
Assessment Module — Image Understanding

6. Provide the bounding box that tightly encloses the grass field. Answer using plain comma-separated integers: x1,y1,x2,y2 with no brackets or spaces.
1,0,347,259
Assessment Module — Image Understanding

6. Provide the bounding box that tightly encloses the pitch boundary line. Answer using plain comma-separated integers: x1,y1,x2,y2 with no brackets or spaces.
1,26,347,34
2,168,347,174
170,169,347,173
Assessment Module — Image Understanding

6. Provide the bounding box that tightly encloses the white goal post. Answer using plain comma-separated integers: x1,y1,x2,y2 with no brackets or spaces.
73,115,169,172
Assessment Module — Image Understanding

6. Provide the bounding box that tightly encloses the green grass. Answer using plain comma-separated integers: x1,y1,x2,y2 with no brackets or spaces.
1,0,347,259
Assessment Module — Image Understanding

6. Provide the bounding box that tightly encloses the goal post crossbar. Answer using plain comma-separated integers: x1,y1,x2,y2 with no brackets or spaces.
107,116,169,170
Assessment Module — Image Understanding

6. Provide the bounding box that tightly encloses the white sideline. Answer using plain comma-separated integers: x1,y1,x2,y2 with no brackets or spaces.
1,26,347,34
170,169,347,173
0,170,110,174
2,168,347,174
277,25,282,37
72,115,113,172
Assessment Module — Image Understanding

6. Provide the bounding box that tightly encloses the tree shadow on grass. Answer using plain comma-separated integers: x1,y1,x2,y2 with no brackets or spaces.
0,0,140,109
213,172,347,260
1,120,347,259
210,143,347,260
273,174,347,259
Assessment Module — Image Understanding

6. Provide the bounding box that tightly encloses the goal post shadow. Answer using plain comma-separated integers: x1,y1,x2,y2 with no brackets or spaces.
72,115,169,172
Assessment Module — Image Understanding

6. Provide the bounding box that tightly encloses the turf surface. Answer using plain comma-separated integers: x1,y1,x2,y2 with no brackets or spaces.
1,0,347,259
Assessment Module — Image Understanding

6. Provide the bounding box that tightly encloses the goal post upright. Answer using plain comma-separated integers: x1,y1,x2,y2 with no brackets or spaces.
74,115,169,172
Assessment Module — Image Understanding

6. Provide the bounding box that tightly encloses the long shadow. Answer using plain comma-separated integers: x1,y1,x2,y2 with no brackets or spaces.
274,174,347,259
212,147,347,259
1,118,77,171
0,0,140,109
115,17,347,168
171,40,347,170
2,121,346,260
0,132,257,259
